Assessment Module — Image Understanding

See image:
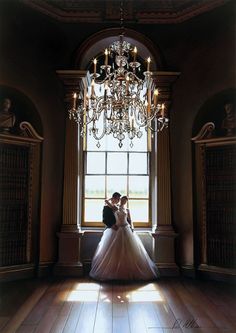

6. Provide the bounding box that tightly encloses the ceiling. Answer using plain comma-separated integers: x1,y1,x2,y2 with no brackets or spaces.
20,0,229,24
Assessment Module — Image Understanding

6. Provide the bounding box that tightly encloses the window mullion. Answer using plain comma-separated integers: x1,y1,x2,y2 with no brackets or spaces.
83,141,151,227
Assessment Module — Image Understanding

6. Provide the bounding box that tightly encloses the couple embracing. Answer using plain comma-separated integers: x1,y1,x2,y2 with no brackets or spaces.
89,192,159,281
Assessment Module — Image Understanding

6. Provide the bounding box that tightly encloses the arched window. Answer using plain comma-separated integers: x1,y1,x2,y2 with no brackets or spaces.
58,29,179,233
75,28,162,229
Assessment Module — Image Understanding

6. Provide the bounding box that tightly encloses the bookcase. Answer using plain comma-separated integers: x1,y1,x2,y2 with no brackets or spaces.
192,123,236,278
0,122,43,280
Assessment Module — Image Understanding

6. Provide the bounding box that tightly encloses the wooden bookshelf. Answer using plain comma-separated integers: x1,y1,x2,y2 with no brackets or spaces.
192,123,236,278
0,122,43,280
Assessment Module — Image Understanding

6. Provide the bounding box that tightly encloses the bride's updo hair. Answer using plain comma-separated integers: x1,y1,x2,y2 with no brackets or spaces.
120,196,128,205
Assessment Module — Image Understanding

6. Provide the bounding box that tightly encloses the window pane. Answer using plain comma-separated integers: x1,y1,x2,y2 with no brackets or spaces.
128,200,149,222
84,199,104,222
87,152,105,174
129,153,147,174
85,176,105,198
107,153,127,174
129,176,149,198
107,176,127,199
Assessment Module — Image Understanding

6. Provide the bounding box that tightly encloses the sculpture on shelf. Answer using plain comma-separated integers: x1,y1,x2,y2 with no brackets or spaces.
221,103,236,136
0,98,16,133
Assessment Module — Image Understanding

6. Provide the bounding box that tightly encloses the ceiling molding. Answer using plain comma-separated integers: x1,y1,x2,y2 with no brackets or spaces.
20,0,230,24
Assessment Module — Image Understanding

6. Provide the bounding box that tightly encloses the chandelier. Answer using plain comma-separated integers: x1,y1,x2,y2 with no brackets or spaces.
69,9,169,148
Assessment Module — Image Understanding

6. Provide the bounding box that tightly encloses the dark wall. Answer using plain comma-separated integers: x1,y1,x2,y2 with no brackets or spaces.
0,0,235,266
0,1,66,263
167,2,235,266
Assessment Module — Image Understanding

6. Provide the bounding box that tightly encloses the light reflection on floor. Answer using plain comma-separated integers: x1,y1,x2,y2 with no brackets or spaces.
67,281,164,303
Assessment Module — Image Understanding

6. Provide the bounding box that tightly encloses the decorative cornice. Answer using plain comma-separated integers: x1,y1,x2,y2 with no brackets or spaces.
19,121,44,141
152,71,181,103
135,0,229,24
20,0,229,24
191,122,215,141
56,70,90,100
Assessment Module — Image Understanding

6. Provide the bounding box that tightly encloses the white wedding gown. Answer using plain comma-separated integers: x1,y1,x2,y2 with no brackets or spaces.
89,206,159,281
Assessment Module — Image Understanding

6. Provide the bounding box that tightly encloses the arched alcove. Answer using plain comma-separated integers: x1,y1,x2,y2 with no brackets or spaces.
56,27,180,278
192,88,236,137
191,87,236,280
0,85,43,136
74,27,164,70
0,86,44,281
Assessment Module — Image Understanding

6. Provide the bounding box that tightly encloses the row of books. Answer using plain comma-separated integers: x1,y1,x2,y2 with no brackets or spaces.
0,190,29,201
205,146,236,170
0,239,28,267
207,238,236,268
0,146,29,170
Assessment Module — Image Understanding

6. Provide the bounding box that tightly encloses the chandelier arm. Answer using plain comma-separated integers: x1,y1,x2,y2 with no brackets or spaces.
131,99,149,128
84,106,97,124
91,129,106,141
146,118,168,132
90,111,107,141
146,122,159,133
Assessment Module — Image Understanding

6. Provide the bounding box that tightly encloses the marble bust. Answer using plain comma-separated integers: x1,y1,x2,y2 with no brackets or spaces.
221,103,236,136
0,98,16,132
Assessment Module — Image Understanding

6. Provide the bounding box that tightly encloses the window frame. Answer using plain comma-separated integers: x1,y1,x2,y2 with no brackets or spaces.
81,149,152,228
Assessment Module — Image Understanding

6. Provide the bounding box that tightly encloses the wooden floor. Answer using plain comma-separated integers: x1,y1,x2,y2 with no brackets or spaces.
0,277,236,333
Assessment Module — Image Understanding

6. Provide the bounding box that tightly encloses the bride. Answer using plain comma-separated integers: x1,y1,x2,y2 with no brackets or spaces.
89,196,159,281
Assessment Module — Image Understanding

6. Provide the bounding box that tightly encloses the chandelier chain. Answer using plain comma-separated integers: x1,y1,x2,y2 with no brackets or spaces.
120,1,124,32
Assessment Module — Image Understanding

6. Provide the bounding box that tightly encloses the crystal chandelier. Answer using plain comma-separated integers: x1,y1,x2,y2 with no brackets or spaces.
69,8,169,148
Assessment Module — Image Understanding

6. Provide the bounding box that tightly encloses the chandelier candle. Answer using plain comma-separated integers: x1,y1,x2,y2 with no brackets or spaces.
147,57,151,72
104,49,108,66
161,103,165,118
133,46,137,62
73,93,77,109
154,89,158,107
93,59,97,75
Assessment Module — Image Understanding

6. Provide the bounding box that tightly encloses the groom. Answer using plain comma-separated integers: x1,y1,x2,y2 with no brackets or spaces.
103,192,121,230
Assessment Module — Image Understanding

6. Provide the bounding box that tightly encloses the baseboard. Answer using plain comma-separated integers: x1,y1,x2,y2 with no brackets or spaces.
180,265,196,278
0,264,35,282
197,264,236,283
157,263,180,277
83,261,180,278
54,262,84,277
37,261,54,278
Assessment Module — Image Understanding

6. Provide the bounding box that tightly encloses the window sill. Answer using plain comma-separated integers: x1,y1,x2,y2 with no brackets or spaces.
81,227,153,233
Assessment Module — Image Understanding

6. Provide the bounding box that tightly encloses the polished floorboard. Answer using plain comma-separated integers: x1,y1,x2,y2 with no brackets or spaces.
0,277,235,333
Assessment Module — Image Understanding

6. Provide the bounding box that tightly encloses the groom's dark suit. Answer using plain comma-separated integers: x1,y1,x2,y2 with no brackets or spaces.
102,205,116,228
